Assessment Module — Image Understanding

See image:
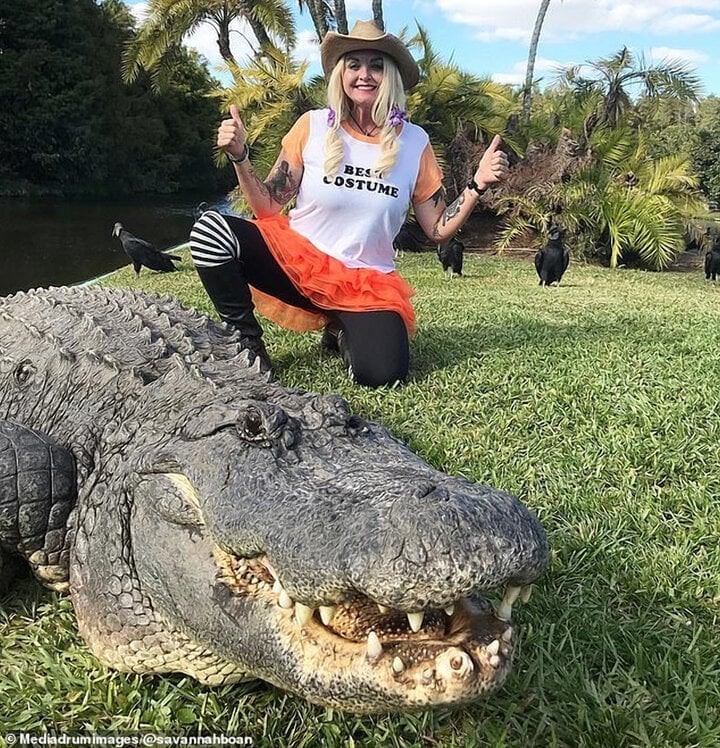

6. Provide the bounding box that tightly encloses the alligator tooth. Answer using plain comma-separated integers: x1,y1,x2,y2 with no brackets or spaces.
377,604,390,614
520,584,533,603
502,628,513,642
294,603,313,625
487,639,500,656
319,605,336,625
366,631,383,663
392,656,406,674
497,585,522,621
421,668,435,685
262,559,277,581
489,654,501,668
272,580,282,595
407,611,425,633
443,604,455,617
278,589,294,609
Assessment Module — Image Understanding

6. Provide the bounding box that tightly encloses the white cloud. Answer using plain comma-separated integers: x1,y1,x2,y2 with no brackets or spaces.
292,29,321,66
648,46,709,65
434,0,720,43
492,56,563,86
128,2,147,23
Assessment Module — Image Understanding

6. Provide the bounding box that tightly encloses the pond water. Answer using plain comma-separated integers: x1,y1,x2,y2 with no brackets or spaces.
0,193,235,295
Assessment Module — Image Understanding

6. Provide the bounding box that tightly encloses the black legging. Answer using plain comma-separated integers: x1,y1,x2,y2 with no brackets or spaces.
189,212,409,387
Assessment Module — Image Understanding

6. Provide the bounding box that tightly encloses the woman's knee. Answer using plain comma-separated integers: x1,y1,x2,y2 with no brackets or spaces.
337,311,409,388
349,356,408,388
189,211,238,267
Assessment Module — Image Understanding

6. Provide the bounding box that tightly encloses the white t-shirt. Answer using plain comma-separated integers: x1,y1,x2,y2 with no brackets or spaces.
282,109,443,273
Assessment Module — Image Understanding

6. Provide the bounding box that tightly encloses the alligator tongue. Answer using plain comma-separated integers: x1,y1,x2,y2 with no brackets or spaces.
326,601,446,642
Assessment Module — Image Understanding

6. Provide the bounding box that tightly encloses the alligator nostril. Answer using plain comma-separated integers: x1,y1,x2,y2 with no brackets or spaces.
412,483,436,499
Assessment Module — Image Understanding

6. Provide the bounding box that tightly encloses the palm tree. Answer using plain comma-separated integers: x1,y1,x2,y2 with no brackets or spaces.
522,0,553,124
371,0,384,31
123,0,296,84
560,47,702,132
495,126,706,269
297,0,331,41
333,0,348,34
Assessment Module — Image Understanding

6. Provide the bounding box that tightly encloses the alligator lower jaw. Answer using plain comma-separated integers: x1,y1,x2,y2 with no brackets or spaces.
213,548,531,710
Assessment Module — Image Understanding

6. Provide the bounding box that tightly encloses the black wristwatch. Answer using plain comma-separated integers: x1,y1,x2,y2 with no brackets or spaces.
227,144,249,164
467,178,486,197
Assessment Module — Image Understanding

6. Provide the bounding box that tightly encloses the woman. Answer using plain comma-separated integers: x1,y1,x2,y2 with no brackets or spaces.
190,19,509,387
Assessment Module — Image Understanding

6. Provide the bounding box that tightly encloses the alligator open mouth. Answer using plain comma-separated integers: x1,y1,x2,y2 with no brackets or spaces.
213,546,534,705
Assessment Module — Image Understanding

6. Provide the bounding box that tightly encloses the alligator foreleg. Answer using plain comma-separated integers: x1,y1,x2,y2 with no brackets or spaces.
0,420,76,591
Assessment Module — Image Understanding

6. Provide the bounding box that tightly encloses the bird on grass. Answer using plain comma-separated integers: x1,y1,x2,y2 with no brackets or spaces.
112,223,181,278
705,235,720,281
393,218,427,258
534,225,569,286
437,236,464,279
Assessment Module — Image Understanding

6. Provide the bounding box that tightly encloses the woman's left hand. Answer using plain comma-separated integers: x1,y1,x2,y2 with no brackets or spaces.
473,135,510,190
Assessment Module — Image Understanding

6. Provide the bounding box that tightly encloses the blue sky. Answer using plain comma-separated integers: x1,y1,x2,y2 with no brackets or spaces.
129,0,720,97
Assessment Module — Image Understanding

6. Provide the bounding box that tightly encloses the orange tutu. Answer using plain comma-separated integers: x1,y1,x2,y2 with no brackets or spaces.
250,214,416,335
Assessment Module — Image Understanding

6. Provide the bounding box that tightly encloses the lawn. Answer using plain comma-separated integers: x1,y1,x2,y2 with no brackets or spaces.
1,252,719,746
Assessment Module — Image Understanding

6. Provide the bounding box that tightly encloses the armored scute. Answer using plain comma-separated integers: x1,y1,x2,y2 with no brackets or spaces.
0,286,548,713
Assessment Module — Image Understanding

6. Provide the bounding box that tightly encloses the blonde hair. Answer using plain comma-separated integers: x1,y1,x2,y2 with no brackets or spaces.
323,54,407,179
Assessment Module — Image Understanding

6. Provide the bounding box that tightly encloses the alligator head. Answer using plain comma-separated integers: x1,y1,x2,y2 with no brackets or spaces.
81,365,548,713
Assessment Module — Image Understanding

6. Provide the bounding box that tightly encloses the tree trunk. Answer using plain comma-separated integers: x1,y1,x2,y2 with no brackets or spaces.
235,0,274,56
216,11,236,63
371,0,384,31
522,0,552,124
334,0,348,34
307,0,328,41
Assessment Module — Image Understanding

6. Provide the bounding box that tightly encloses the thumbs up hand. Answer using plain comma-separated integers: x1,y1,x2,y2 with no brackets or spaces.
472,134,509,190
218,104,247,160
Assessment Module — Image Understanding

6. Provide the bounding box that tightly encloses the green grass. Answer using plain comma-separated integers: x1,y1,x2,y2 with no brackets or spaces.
2,252,720,746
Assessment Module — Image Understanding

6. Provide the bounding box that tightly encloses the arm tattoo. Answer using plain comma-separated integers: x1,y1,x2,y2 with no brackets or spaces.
443,193,465,224
265,160,298,205
432,193,465,239
245,162,271,199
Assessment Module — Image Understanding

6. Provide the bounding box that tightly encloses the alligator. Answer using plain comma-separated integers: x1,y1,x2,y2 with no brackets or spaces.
0,286,549,713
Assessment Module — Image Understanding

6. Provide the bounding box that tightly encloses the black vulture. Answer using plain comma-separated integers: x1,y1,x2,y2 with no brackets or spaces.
705,236,720,281
535,226,569,286
112,223,181,277
393,218,427,257
437,236,464,279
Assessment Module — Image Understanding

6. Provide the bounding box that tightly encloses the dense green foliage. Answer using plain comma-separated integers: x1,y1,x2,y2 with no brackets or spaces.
0,0,227,196
2,253,719,745
689,97,720,205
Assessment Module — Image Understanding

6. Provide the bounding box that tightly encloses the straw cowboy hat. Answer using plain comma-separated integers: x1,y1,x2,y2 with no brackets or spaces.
320,20,420,89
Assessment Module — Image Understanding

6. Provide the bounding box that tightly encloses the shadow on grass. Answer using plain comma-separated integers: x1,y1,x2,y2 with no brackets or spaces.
0,563,57,616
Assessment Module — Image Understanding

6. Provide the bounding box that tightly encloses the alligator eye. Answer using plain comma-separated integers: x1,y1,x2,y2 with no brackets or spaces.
346,415,370,435
238,406,268,442
13,360,35,387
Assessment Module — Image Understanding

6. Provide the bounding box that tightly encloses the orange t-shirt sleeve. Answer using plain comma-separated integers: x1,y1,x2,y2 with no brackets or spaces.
281,112,312,165
412,143,444,204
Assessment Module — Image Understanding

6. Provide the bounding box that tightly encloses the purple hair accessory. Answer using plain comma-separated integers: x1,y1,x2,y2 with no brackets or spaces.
387,104,407,128
327,107,336,127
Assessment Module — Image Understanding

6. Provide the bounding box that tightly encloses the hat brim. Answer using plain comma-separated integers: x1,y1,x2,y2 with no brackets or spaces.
320,31,420,90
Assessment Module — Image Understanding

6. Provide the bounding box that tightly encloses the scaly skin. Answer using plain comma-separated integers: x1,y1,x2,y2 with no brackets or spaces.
0,286,548,713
